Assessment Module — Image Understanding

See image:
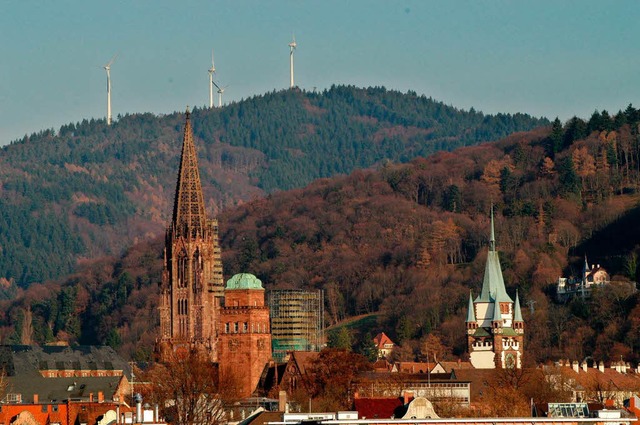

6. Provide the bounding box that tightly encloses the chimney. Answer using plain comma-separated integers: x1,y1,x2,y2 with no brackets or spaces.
581,362,587,372
403,390,414,405
598,361,605,373
98,391,104,402
89,393,93,402
135,393,143,422
572,361,579,373
278,390,287,413
33,394,39,403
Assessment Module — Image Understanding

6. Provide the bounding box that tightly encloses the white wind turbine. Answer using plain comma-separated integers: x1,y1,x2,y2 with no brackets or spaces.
288,35,297,88
103,54,117,125
213,81,228,107
208,49,216,108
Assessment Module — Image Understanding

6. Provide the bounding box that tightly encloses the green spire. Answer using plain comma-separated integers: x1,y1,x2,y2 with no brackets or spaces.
514,290,523,322
492,300,503,322
466,292,476,322
475,208,514,304
489,205,496,252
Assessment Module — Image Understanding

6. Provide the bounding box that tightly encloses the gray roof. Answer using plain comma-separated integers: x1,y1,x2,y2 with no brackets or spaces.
0,345,130,403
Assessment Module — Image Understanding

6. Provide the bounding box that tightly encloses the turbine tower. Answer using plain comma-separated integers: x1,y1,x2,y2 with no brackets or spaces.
288,35,297,88
103,55,117,125
208,49,216,108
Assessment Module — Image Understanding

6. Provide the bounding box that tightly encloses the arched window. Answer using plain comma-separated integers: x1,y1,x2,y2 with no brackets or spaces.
192,249,201,292
177,250,188,288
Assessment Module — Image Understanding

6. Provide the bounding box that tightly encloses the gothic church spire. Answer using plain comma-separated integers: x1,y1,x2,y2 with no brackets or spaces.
172,108,208,239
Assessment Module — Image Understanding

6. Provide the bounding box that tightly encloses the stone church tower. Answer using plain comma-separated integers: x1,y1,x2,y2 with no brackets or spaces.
157,109,224,362
466,210,524,369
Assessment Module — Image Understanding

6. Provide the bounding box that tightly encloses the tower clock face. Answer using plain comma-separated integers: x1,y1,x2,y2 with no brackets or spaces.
505,352,515,369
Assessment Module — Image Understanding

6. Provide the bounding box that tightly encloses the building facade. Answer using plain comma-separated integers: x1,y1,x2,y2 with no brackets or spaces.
157,109,225,362
466,210,524,369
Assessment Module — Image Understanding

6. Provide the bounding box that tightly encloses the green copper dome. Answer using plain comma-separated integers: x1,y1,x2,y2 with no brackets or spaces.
226,273,264,290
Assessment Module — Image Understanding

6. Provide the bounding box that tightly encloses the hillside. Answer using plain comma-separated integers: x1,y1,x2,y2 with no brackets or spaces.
1,105,639,364
0,86,547,288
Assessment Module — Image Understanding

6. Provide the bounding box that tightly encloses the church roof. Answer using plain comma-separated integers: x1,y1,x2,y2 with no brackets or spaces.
465,292,476,322
475,209,513,304
226,273,264,290
472,327,491,337
514,290,523,322
172,109,208,239
501,327,518,336
492,301,503,321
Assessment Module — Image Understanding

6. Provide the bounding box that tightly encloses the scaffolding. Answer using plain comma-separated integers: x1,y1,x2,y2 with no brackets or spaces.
267,289,324,363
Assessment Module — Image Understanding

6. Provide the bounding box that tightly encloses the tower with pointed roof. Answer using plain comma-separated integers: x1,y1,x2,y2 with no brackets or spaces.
466,209,524,369
157,109,224,362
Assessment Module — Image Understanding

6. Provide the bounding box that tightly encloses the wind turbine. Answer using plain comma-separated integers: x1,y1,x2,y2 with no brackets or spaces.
208,49,216,108
288,35,297,88
213,81,228,107
103,54,117,125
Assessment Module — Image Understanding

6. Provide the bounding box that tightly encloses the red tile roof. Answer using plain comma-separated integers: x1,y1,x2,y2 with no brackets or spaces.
373,332,395,349
438,360,474,372
396,362,435,374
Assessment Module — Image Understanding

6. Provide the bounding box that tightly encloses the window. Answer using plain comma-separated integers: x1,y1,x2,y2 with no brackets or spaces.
243,322,248,332
5,393,22,403
234,322,239,333
52,405,59,412
225,323,230,333
42,405,48,413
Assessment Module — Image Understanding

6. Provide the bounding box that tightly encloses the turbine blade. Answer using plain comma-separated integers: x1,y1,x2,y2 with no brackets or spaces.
212,80,221,90
106,53,118,68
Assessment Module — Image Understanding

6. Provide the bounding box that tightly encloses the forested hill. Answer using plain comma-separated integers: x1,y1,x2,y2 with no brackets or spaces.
2,105,639,364
0,85,547,288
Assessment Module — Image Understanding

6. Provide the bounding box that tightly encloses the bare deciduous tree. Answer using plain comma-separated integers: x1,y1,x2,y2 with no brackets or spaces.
145,350,237,425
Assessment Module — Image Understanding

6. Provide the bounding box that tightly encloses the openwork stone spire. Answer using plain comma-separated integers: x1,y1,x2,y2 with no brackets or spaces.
158,109,224,363
172,108,207,239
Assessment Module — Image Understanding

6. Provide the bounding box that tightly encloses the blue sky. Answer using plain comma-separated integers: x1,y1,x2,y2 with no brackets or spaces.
1,1,639,145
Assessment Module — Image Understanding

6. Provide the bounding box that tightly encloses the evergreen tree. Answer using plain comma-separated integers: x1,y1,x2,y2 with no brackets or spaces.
549,117,564,155
355,332,379,362
558,156,581,197
327,327,353,351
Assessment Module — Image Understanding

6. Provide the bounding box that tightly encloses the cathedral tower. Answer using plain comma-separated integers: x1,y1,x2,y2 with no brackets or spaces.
157,109,224,362
466,209,524,369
